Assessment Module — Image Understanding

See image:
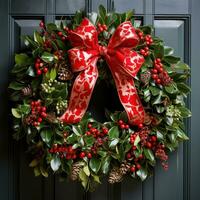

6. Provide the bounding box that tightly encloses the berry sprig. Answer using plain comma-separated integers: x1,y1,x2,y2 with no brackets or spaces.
34,58,48,75
86,123,108,138
118,120,129,129
97,23,107,34
57,31,67,41
144,34,153,46
29,100,47,126
140,46,150,57
151,58,173,85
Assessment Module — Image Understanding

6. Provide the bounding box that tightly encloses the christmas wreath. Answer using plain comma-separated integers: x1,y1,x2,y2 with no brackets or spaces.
9,5,191,191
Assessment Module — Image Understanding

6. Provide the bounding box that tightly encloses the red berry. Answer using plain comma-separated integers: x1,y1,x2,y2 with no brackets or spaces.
35,62,40,68
146,142,152,149
120,124,125,129
126,153,132,159
156,78,161,84
99,27,104,32
41,107,46,112
36,58,41,63
88,123,92,129
102,128,108,134
64,27,69,32
102,24,107,30
37,69,42,75
140,49,145,54
38,117,42,123
87,153,92,159
132,146,137,150
152,74,158,79
97,23,101,27
130,166,136,172
33,121,38,126
79,152,85,159
66,154,71,160
138,123,143,129
158,67,163,73
153,69,158,74
63,132,68,137
61,36,66,41
43,67,48,73
138,154,144,159
58,31,63,36
41,112,47,118
118,120,124,125
72,154,77,159
39,21,44,28
125,124,129,129
151,135,157,142
136,164,141,169
86,131,91,136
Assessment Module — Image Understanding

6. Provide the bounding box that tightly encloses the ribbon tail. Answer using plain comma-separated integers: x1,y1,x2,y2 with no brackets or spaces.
111,69,145,125
60,58,98,124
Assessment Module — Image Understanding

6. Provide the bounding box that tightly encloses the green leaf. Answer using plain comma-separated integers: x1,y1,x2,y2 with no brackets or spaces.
134,135,140,146
15,53,29,65
108,126,119,139
50,156,61,171
34,31,44,44
177,83,191,94
149,86,161,96
143,88,151,102
72,125,82,136
92,174,101,184
46,23,58,31
84,135,95,146
176,128,189,140
8,81,24,90
79,169,88,189
89,158,101,173
26,66,36,77
144,149,155,162
101,156,111,174
41,52,54,63
164,56,180,64
139,25,152,34
125,10,134,20
153,44,164,58
11,108,21,118
136,168,148,181
67,133,77,143
40,128,53,144
178,106,192,118
152,93,162,105
109,138,119,148
83,165,90,176
165,83,179,94
164,46,174,56
49,68,57,80
174,61,190,71
99,5,106,20
165,117,173,126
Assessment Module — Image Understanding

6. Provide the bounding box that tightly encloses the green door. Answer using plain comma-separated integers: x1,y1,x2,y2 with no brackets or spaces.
0,0,199,199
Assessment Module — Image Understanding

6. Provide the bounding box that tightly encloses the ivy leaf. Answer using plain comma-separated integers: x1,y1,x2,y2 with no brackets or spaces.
136,168,148,181
41,52,54,63
164,46,174,56
165,83,179,94
40,128,53,144
50,156,61,171
144,149,155,162
101,156,111,174
11,108,21,118
89,158,101,173
108,126,119,139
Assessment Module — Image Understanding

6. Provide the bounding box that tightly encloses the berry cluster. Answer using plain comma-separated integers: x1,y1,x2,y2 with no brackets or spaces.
97,23,107,34
34,58,48,75
57,31,67,41
140,46,150,57
144,34,153,46
151,58,172,85
39,21,45,28
28,101,47,126
118,120,129,129
86,123,108,138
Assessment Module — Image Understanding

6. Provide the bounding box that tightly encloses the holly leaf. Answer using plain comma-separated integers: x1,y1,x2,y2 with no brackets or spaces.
144,149,155,162
15,53,30,65
108,126,119,139
50,156,61,171
149,86,161,96
109,138,119,148
89,158,101,173
41,52,54,63
164,56,180,64
40,128,53,144
164,46,174,56
72,125,83,136
101,156,111,174
136,168,148,181
34,31,44,44
99,5,106,20
174,61,190,71
134,135,140,146
11,108,21,118
164,83,179,94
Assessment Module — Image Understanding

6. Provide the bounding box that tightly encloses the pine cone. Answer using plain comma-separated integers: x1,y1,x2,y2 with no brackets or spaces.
21,86,32,96
57,64,73,81
70,162,83,181
119,162,130,175
140,71,151,85
108,167,123,184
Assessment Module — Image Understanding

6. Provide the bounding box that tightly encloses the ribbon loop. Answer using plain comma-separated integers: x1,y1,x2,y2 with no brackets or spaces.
61,18,145,125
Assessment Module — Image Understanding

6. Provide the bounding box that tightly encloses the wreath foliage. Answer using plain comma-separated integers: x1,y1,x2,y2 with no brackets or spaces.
9,5,191,191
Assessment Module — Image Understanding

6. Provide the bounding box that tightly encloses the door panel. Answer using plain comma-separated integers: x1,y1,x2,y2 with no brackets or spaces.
1,0,199,200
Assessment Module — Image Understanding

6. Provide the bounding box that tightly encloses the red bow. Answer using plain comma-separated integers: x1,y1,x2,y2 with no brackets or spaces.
60,18,145,125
